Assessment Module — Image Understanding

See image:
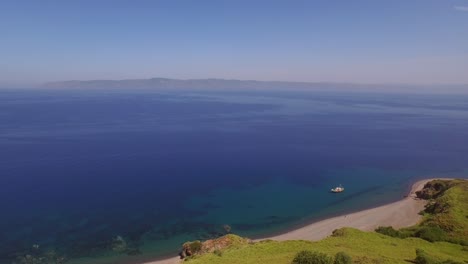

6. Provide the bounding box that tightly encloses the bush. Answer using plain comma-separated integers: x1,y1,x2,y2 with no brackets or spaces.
375,226,400,237
331,228,346,237
292,250,333,264
398,228,416,238
416,180,452,199
415,226,446,242
334,252,352,264
188,241,202,254
413,249,462,264
414,249,437,264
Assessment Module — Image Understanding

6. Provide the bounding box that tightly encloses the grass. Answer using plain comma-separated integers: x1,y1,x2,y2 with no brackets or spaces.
183,179,468,264
383,179,468,245
185,229,467,264
419,179,468,244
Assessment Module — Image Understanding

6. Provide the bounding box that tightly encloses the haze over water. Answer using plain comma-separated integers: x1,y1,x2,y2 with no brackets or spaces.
1,88,468,264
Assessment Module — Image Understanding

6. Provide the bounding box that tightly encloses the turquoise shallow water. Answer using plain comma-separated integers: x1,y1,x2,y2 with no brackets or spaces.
69,169,467,264
1,89,468,264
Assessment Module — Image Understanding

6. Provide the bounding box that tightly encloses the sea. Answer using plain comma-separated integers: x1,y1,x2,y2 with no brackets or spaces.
1,88,467,264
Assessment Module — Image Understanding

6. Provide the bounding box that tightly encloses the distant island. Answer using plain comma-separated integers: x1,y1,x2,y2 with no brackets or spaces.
43,78,468,94
43,78,368,90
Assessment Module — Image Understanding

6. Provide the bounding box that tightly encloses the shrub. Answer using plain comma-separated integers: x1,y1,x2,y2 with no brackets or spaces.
414,249,437,264
292,250,333,264
375,226,400,237
334,251,352,264
398,228,416,238
416,180,452,199
415,226,446,242
331,228,346,237
188,241,202,254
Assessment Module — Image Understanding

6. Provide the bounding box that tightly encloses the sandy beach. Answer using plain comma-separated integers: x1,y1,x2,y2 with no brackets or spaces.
143,178,436,264
258,179,431,241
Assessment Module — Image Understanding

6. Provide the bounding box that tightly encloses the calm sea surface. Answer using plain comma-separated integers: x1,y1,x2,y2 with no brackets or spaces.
1,88,467,264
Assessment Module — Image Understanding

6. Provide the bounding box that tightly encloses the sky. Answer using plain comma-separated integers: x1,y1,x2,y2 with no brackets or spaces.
1,0,468,86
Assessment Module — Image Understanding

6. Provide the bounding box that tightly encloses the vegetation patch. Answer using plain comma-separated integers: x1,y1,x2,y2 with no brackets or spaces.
377,179,468,245
414,248,464,264
333,251,352,264
292,250,332,264
180,234,251,259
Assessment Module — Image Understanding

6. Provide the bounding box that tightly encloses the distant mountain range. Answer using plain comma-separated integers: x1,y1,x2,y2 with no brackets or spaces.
44,78,355,90
43,78,468,93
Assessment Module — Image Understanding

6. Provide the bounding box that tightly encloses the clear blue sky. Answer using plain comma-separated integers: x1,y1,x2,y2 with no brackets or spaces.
1,0,468,86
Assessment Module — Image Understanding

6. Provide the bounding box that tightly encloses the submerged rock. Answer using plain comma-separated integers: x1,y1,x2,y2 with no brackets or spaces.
111,236,127,253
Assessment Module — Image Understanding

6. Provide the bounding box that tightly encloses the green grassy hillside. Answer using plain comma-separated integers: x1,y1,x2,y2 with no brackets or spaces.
182,179,468,264
416,179,468,245
185,229,467,264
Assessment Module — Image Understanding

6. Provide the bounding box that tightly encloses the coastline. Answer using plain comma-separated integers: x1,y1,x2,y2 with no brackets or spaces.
255,178,432,241
142,178,438,264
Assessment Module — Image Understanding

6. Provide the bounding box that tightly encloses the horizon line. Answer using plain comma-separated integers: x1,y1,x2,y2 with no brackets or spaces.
43,77,468,87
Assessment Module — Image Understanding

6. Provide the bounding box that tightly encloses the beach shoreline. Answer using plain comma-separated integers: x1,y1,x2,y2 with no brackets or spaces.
254,178,432,242
142,178,441,264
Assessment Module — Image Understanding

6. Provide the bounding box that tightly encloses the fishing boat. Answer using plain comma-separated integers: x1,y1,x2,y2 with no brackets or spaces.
331,185,344,193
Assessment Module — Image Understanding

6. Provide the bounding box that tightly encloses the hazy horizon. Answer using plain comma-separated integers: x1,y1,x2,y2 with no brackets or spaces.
2,76,468,88
1,0,468,87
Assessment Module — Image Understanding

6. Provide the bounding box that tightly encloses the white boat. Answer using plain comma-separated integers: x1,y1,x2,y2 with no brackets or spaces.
331,185,344,193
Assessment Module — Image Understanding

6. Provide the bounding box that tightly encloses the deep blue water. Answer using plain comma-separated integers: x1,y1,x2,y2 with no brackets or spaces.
1,88,468,264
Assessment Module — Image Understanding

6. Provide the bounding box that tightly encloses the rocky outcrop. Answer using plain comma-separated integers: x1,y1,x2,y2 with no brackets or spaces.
179,234,251,259
416,180,453,200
